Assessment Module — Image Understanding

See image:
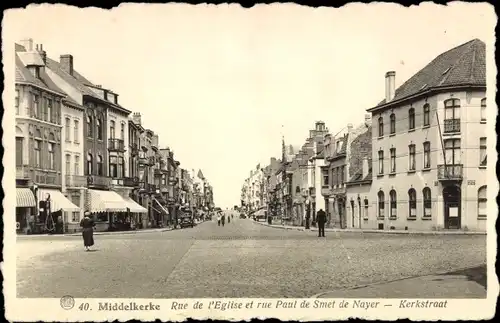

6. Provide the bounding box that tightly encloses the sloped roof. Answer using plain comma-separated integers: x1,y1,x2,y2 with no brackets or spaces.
328,135,348,159
45,57,99,98
15,52,66,96
372,39,486,110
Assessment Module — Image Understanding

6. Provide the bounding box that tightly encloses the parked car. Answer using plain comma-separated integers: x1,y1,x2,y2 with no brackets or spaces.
239,213,247,219
178,210,194,228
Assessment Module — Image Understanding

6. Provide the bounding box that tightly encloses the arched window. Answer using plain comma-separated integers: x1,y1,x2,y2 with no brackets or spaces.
480,98,486,122
87,115,93,138
378,116,384,137
408,188,417,218
408,107,415,130
423,187,432,217
96,118,103,140
389,189,397,218
87,153,93,175
295,186,300,193
363,198,369,220
477,186,487,219
390,113,396,134
97,155,103,175
377,191,385,219
423,104,430,126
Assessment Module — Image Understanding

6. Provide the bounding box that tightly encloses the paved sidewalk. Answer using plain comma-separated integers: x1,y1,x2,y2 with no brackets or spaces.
313,265,487,298
253,220,486,235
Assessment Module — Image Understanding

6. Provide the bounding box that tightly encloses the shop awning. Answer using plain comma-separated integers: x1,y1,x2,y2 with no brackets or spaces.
122,197,148,214
153,197,169,215
38,189,80,212
88,189,127,213
16,188,36,207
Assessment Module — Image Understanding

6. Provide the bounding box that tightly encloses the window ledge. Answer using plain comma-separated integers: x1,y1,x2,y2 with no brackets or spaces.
377,136,384,140
422,168,431,172
377,174,385,178
480,120,487,124
408,128,416,133
422,125,430,129
407,170,416,174
477,217,487,221
388,172,396,177
363,218,369,221
389,216,397,221
421,216,432,221
478,166,487,169
389,133,396,137
377,217,385,220
65,139,72,143
406,216,417,221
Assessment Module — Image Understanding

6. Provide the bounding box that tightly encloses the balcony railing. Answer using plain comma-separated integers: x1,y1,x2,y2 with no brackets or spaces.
444,118,461,133
123,177,139,187
86,175,112,188
16,166,30,180
65,175,88,188
31,170,61,185
108,138,126,151
437,164,463,180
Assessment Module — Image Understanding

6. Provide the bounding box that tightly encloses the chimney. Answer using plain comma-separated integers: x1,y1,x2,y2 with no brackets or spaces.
19,38,34,51
347,123,353,132
364,114,372,127
38,46,47,64
60,54,74,76
385,71,396,102
362,157,369,179
132,112,142,125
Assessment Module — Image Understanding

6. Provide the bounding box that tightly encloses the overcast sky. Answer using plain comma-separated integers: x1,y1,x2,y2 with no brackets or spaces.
4,3,495,208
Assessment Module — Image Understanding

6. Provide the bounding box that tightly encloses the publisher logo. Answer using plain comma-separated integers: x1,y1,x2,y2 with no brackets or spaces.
60,295,75,310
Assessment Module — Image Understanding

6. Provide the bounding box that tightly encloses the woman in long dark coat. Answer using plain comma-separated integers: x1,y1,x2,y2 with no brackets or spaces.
80,212,95,251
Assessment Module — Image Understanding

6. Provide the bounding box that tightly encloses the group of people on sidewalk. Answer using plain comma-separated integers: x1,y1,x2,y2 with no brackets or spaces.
216,212,233,227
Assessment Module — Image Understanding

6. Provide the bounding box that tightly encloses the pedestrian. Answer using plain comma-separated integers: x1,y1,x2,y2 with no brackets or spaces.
217,213,221,226
221,213,225,227
317,208,326,237
80,211,95,251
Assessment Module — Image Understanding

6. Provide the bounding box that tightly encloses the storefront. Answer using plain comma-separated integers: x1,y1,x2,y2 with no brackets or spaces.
121,195,148,230
16,188,36,234
86,189,128,231
37,188,81,234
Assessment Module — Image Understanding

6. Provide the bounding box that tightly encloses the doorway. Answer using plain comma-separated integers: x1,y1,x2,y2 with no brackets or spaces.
443,185,461,229
338,198,346,229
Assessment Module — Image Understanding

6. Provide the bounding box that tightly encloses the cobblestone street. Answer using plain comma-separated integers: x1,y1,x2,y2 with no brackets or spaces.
17,216,487,298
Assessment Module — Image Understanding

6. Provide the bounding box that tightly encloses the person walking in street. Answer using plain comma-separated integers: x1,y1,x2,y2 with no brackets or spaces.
221,213,225,227
217,213,221,226
317,208,326,237
80,211,96,251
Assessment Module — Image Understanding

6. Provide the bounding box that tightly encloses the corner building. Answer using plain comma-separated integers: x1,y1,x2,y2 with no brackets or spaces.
367,39,487,232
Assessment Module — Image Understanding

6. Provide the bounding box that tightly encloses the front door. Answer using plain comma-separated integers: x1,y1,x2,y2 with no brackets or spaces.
443,185,461,229
338,199,346,229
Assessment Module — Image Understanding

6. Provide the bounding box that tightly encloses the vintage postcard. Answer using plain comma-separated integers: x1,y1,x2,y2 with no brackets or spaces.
2,2,498,321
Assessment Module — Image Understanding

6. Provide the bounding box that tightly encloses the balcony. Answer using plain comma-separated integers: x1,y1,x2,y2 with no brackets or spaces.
108,138,126,152
437,164,463,181
123,176,139,188
16,166,30,180
65,175,88,188
31,170,61,186
148,156,156,166
154,169,163,177
444,118,461,134
321,185,332,197
86,175,112,188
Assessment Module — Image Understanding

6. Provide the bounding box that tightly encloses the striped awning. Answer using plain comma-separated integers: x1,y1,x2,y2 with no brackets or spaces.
38,189,80,212
122,197,148,214
88,189,127,213
16,188,36,207
153,197,169,215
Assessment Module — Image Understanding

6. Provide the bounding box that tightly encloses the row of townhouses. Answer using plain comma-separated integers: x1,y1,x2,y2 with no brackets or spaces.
241,39,488,232
15,38,215,234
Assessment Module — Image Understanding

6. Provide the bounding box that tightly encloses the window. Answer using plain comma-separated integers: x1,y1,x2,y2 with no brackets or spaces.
87,115,93,138
65,154,71,175
97,119,103,140
389,189,397,218
377,191,385,218
444,99,461,133
390,113,396,134
33,94,39,118
423,187,431,217
390,148,396,173
119,157,125,178
65,118,71,141
423,142,431,169
350,200,355,227
332,168,337,186
480,98,486,122
477,186,487,219
110,120,116,139
364,198,369,219
74,155,80,175
408,108,415,130
48,143,55,170
109,156,118,178
423,104,430,126
47,99,53,123
444,139,461,165
378,150,384,175
340,166,345,185
74,120,79,143
162,175,167,186
87,153,93,175
15,89,20,115
16,138,23,166
479,137,487,167
121,123,125,140
408,144,416,171
408,188,417,217
34,140,41,167
322,169,329,186
97,155,103,176
378,116,384,137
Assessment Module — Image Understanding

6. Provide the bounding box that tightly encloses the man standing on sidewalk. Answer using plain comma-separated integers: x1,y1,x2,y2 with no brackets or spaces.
317,208,326,237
